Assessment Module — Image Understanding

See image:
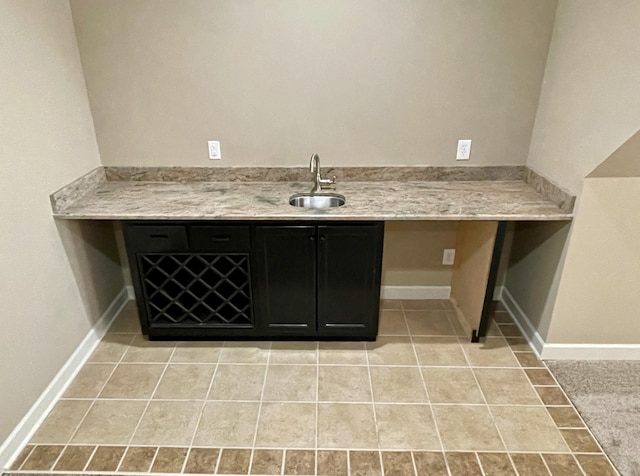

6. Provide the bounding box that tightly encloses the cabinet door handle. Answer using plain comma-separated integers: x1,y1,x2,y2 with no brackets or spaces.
309,236,315,241
320,235,326,241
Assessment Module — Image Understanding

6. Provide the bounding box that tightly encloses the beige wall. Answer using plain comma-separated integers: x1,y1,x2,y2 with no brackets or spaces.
547,178,640,344
0,0,123,448
382,222,458,287
526,0,640,195
70,0,557,168
508,0,640,349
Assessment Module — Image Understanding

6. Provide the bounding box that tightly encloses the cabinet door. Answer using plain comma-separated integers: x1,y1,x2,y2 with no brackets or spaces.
253,225,317,336
317,223,384,338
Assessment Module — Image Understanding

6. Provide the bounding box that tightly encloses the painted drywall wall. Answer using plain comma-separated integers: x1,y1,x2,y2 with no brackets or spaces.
382,222,458,287
526,0,640,195
0,0,123,446
507,0,640,349
547,178,640,344
70,0,557,168
589,130,640,178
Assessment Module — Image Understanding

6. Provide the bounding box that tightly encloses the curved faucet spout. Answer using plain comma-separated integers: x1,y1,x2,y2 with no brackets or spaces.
308,153,336,194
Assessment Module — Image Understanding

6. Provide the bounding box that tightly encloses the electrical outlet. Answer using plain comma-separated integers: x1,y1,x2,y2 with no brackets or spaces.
456,139,471,160
208,141,221,160
442,249,456,265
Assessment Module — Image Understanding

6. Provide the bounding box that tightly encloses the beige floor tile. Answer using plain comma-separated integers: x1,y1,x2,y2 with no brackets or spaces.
378,310,409,335
474,368,541,405
505,337,533,352
250,449,282,475
486,320,503,337
317,403,378,449
319,342,368,365
510,453,550,476
263,365,316,401
131,400,201,445
219,341,270,363
208,364,266,400
575,454,618,476
318,366,372,402
477,453,516,475
88,334,134,363
193,401,259,447
375,404,440,450
71,400,147,444
381,451,414,476
118,446,156,472
412,452,448,476
432,405,504,451
542,453,583,476
350,450,382,476
413,337,468,366
121,335,175,362
560,428,601,453
53,446,95,471
21,445,64,471
514,352,545,368
367,336,417,365
370,366,427,403
446,452,483,475
402,299,445,310
405,310,456,335
85,446,126,472
546,406,585,428
184,448,220,474
284,449,315,475
218,448,251,474
153,363,215,399
492,310,513,324
9,445,35,470
99,363,165,399
448,311,471,337
535,386,570,406
151,447,188,473
498,324,523,337
317,450,348,476
255,402,316,448
30,400,92,444
422,368,484,404
171,341,223,363
491,406,570,452
108,302,141,333
380,299,402,310
461,337,520,367
270,341,317,364
524,368,557,385
63,363,116,398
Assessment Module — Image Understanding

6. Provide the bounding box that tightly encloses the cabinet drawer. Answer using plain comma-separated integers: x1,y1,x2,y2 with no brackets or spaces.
125,225,188,252
190,225,250,252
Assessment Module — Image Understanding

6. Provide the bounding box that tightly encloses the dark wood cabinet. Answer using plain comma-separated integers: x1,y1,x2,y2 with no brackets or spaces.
254,222,383,340
124,221,383,340
317,225,382,339
253,225,317,336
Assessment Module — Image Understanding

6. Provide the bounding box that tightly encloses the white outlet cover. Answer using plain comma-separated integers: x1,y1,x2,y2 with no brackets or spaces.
208,141,221,160
443,249,456,265
456,139,471,160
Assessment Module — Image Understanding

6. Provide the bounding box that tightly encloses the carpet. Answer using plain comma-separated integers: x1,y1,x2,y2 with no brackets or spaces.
547,360,640,476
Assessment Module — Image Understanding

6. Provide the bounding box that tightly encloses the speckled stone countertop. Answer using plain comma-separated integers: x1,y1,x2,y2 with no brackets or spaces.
50,166,574,221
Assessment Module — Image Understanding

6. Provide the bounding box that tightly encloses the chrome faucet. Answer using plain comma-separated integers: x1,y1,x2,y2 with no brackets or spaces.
309,153,336,194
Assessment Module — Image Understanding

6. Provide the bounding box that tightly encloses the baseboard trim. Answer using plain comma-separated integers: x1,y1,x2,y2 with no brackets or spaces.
381,285,450,300
0,287,130,471
500,287,545,358
126,284,135,300
541,344,640,360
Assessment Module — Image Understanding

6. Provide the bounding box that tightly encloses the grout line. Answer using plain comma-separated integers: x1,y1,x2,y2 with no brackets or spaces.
249,341,272,469
280,448,286,476
410,451,418,476
364,332,380,455
123,345,177,451
181,347,221,474
475,452,487,476
81,445,99,472
402,301,452,476
539,452,554,475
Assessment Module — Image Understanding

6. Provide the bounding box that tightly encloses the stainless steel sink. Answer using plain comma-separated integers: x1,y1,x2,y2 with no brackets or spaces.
289,193,346,209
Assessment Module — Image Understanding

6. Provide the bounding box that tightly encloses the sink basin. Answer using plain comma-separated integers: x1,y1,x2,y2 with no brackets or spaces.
289,193,346,209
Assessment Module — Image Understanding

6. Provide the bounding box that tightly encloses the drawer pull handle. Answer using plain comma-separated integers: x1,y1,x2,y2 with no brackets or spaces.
149,234,169,239
211,236,231,242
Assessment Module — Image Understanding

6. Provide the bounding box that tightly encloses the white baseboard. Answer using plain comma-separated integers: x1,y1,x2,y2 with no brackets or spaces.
493,285,504,301
126,284,135,299
500,287,545,358
541,344,640,360
0,287,130,471
501,287,640,360
381,285,450,300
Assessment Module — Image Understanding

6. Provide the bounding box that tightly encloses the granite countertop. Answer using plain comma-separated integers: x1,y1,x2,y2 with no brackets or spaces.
50,166,574,221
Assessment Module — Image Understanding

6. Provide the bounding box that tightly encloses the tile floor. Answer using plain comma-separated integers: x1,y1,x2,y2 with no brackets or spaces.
6,300,618,475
